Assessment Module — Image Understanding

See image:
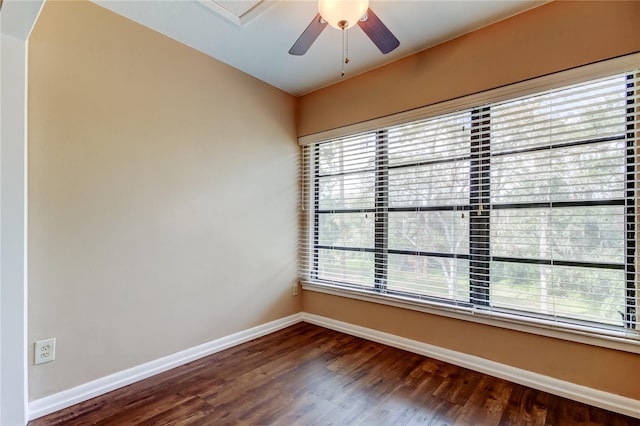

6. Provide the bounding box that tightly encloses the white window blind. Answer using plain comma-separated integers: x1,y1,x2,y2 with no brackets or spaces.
300,69,639,338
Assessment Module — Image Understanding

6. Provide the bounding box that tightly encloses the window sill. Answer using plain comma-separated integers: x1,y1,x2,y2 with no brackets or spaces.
301,281,640,355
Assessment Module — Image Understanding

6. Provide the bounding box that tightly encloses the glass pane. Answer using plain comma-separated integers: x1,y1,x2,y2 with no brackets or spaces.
550,206,625,264
491,207,625,264
491,140,625,204
491,209,551,259
491,150,550,204
318,213,374,248
389,161,469,207
319,134,376,175
491,76,627,154
491,262,625,327
387,254,469,301
317,249,373,287
388,112,470,166
550,265,626,326
491,262,551,314
318,172,374,210
388,211,469,254
549,141,625,202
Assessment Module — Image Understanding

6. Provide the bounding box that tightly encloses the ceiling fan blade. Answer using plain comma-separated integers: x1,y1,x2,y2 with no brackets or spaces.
357,8,400,54
289,14,328,56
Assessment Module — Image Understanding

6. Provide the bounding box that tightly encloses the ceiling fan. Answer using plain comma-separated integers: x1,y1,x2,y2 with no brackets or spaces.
289,0,400,56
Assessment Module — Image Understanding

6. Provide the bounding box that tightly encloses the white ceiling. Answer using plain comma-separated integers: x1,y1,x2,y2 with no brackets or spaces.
93,0,547,96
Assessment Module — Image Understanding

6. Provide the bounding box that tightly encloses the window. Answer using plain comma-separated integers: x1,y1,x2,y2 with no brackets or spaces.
301,69,639,339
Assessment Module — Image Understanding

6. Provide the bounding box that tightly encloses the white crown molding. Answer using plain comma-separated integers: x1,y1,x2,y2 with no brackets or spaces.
301,312,640,419
28,313,303,421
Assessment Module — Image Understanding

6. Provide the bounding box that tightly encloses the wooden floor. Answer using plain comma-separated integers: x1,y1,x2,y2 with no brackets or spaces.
30,322,638,426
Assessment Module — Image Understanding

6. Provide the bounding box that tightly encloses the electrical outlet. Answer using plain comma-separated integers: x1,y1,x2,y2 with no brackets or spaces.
292,282,299,296
35,338,56,365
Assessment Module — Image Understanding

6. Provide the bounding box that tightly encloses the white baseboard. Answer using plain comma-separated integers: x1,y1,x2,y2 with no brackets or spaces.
28,311,639,421
28,313,303,421
301,313,640,419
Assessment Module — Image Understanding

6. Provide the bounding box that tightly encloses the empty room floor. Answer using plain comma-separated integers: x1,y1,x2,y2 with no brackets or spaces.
29,322,637,425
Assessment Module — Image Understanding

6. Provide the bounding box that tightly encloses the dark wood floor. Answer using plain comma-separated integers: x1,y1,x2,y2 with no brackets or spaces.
30,322,638,425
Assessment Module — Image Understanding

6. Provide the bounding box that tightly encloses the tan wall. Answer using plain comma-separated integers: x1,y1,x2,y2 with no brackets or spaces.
28,1,300,400
299,1,640,400
298,1,640,136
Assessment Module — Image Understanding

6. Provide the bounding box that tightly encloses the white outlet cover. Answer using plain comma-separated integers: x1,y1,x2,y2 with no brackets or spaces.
35,337,56,365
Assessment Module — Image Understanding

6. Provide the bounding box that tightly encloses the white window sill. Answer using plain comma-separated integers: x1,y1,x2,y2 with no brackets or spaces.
301,281,640,355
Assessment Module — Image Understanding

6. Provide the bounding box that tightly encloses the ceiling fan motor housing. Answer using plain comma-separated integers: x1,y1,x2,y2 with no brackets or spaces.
318,0,369,29
289,0,399,56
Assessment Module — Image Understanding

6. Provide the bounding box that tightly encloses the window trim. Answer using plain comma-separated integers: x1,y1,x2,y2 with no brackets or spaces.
299,53,640,354
300,281,640,354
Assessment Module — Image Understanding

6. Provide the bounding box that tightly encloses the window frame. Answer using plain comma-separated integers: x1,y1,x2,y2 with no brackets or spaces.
299,54,640,353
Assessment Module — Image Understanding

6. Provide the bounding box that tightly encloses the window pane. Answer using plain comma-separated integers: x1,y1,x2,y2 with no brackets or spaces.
387,254,469,300
389,161,469,207
491,206,624,264
491,150,550,204
492,140,625,204
491,76,627,154
388,211,469,254
490,262,551,314
550,265,626,326
550,206,625,264
318,172,374,210
388,112,470,166
491,209,551,259
319,135,375,175
491,262,625,327
317,249,373,287
549,141,625,202
318,213,374,248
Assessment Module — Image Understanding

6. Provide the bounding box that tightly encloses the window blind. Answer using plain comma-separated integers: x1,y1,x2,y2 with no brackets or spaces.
300,68,639,338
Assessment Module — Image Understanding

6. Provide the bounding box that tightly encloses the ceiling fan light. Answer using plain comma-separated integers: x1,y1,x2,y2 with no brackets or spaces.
318,0,369,30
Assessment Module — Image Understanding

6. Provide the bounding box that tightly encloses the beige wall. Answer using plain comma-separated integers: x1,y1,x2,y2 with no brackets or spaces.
299,1,640,400
27,0,640,405
28,0,300,400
